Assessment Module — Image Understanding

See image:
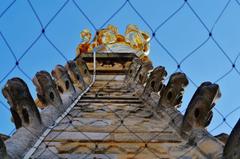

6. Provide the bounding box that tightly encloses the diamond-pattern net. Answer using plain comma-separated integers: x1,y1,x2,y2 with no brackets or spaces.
0,0,240,158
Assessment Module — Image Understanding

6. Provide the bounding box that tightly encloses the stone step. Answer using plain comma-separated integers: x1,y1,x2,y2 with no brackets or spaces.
79,99,143,104
44,131,181,143
81,96,139,100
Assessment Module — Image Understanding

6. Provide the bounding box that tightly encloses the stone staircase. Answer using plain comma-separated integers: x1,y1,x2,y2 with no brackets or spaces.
30,76,182,158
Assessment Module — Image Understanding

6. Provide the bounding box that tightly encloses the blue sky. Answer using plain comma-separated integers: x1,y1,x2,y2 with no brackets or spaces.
0,0,240,136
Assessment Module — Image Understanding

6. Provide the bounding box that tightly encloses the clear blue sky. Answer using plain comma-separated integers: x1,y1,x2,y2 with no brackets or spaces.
1,0,240,136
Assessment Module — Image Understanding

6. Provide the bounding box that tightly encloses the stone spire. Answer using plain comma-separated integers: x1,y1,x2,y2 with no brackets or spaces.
0,24,239,159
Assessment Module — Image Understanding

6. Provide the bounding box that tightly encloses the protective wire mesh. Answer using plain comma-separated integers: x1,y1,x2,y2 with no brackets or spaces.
0,0,240,158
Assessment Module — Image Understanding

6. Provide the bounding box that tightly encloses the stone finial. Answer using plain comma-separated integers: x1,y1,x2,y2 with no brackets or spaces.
125,57,143,81
51,65,75,94
143,66,167,97
65,60,86,90
181,82,221,133
0,137,8,159
75,56,91,84
159,72,188,108
33,71,62,108
223,119,240,159
2,78,41,129
135,60,153,85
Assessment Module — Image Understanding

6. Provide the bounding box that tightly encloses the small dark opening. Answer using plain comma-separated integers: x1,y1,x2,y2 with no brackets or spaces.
65,80,70,90
97,93,104,97
194,108,200,118
76,74,80,80
49,92,55,101
10,108,22,129
22,108,30,124
58,86,64,94
129,70,132,74
158,83,163,91
167,91,172,100
150,81,155,89
139,74,143,82
176,95,183,104
84,69,87,74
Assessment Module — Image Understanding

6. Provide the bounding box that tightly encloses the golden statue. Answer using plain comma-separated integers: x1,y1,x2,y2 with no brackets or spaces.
125,24,150,56
76,29,92,56
107,25,126,43
76,24,150,57
92,25,116,47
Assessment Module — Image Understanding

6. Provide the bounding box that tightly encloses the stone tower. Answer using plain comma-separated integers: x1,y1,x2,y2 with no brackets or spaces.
0,25,239,159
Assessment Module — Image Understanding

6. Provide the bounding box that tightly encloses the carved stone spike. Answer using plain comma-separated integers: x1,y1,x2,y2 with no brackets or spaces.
135,60,153,85
2,78,41,129
0,137,8,159
33,71,62,108
143,66,167,97
223,119,240,159
65,60,87,90
125,57,143,81
181,82,221,133
51,65,76,94
159,72,188,108
75,56,91,85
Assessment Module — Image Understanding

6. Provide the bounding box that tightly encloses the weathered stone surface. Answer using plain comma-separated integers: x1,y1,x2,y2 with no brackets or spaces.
0,137,8,159
184,128,224,158
223,119,240,159
65,60,86,90
80,52,135,76
135,60,153,85
143,66,167,97
51,64,75,94
159,72,189,108
125,57,142,82
215,133,229,144
181,82,221,133
28,77,222,159
75,56,91,84
2,78,41,129
3,51,225,159
33,71,62,109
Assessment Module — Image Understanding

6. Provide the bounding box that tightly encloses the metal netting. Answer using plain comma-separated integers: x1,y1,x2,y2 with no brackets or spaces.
0,0,240,158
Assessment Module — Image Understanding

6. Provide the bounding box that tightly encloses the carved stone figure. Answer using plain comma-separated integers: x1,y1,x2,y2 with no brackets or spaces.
181,82,221,133
143,66,167,97
223,119,240,159
76,29,92,56
2,78,41,129
159,72,188,108
33,71,62,108
65,60,87,90
135,60,153,85
75,56,91,85
51,65,75,94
